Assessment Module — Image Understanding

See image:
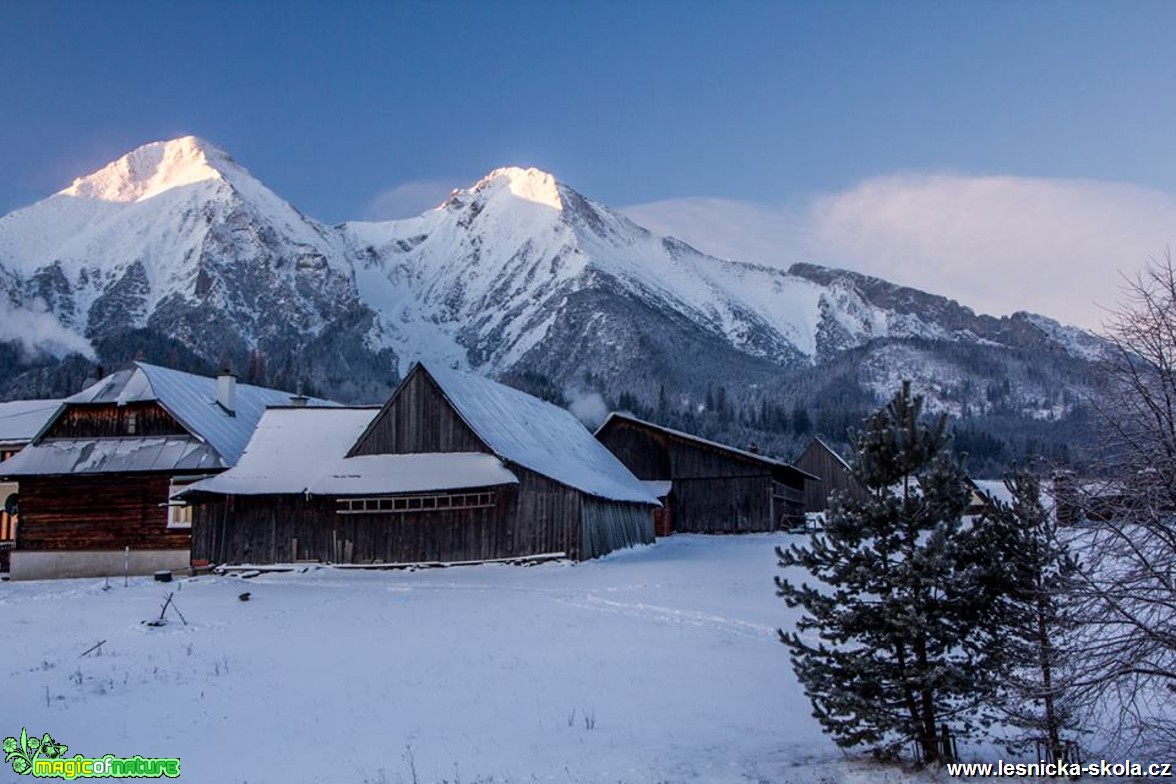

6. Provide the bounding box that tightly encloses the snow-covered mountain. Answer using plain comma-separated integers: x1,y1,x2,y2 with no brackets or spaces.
0,137,395,399
0,137,1103,463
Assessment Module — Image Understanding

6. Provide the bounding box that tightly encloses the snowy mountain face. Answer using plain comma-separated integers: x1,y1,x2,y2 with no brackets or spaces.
0,138,1103,464
0,137,394,400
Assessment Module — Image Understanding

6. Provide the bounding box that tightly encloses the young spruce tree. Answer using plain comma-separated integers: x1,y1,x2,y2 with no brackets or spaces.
777,382,1009,763
984,469,1081,761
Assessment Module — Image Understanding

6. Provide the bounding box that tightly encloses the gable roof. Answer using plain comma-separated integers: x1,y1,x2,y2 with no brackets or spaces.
182,407,379,495
596,412,817,483
59,362,335,466
0,399,62,447
388,364,657,505
801,437,853,471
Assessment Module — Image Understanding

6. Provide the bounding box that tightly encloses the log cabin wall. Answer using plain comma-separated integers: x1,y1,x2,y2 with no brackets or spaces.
43,403,187,440
16,474,191,551
349,369,486,456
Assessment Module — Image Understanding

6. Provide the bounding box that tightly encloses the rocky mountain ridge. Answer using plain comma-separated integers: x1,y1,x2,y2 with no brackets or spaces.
0,137,1103,469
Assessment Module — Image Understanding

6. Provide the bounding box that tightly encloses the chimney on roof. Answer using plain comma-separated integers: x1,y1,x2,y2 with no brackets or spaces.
289,379,308,407
217,368,237,415
80,364,105,390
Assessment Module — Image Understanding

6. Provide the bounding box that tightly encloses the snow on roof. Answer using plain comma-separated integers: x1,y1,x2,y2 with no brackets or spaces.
1,436,224,476
597,412,817,482
0,399,61,446
310,453,518,496
422,364,658,505
972,479,1014,506
63,362,336,466
182,407,378,496
641,480,673,498
184,407,518,498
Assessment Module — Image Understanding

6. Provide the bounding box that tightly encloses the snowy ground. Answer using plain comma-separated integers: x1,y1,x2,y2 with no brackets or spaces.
0,534,1111,783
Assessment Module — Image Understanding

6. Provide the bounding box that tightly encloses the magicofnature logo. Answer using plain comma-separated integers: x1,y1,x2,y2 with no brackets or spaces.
3,729,180,779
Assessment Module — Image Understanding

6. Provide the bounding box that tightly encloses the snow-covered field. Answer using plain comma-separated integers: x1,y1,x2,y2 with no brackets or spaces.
5,534,1098,784
4,535,856,783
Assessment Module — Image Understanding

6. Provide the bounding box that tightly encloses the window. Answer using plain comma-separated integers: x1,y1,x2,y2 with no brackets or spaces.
336,491,495,515
167,480,195,529
127,411,138,435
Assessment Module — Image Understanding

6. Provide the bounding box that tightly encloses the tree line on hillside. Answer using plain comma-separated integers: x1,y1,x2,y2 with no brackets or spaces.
774,254,1176,766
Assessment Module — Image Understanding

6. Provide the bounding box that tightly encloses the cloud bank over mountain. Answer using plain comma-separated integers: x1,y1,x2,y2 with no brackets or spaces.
623,174,1176,331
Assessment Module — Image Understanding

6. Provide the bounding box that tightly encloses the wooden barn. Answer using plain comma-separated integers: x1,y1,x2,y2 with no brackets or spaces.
182,363,658,566
793,437,870,513
0,363,331,580
0,398,62,573
594,413,813,534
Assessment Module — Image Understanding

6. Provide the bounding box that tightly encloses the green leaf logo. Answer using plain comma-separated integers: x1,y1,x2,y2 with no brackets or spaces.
4,728,65,776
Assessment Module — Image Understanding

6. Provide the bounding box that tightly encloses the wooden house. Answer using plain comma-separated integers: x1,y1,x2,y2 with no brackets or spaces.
793,437,870,513
594,413,813,534
0,399,62,573
0,363,330,580
181,363,658,566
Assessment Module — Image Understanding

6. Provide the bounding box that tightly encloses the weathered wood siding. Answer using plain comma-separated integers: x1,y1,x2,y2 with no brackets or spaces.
16,474,191,551
794,440,868,513
580,498,654,559
597,419,783,533
594,424,671,479
44,403,186,440
349,368,486,456
673,475,774,533
509,468,581,559
191,466,588,565
193,491,509,565
191,365,650,565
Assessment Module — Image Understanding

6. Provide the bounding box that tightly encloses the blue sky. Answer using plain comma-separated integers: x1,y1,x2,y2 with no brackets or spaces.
2,0,1175,326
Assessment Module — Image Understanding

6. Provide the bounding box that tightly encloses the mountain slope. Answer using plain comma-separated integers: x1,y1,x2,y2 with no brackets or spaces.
0,137,396,399
0,138,1103,469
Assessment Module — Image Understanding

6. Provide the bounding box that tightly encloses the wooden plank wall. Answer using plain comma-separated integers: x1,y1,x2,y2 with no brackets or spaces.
17,474,191,551
594,424,672,479
193,493,510,565
794,441,869,513
598,419,779,533
673,475,774,533
666,440,775,533
350,369,486,456
192,467,585,564
508,468,580,559
580,498,654,559
45,403,187,440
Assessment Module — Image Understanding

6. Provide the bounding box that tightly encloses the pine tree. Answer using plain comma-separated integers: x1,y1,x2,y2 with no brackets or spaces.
776,381,1008,762
984,469,1082,761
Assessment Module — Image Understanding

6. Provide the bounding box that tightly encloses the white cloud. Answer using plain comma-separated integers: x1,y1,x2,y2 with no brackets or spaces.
622,175,1176,331
363,178,465,221
0,298,95,359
